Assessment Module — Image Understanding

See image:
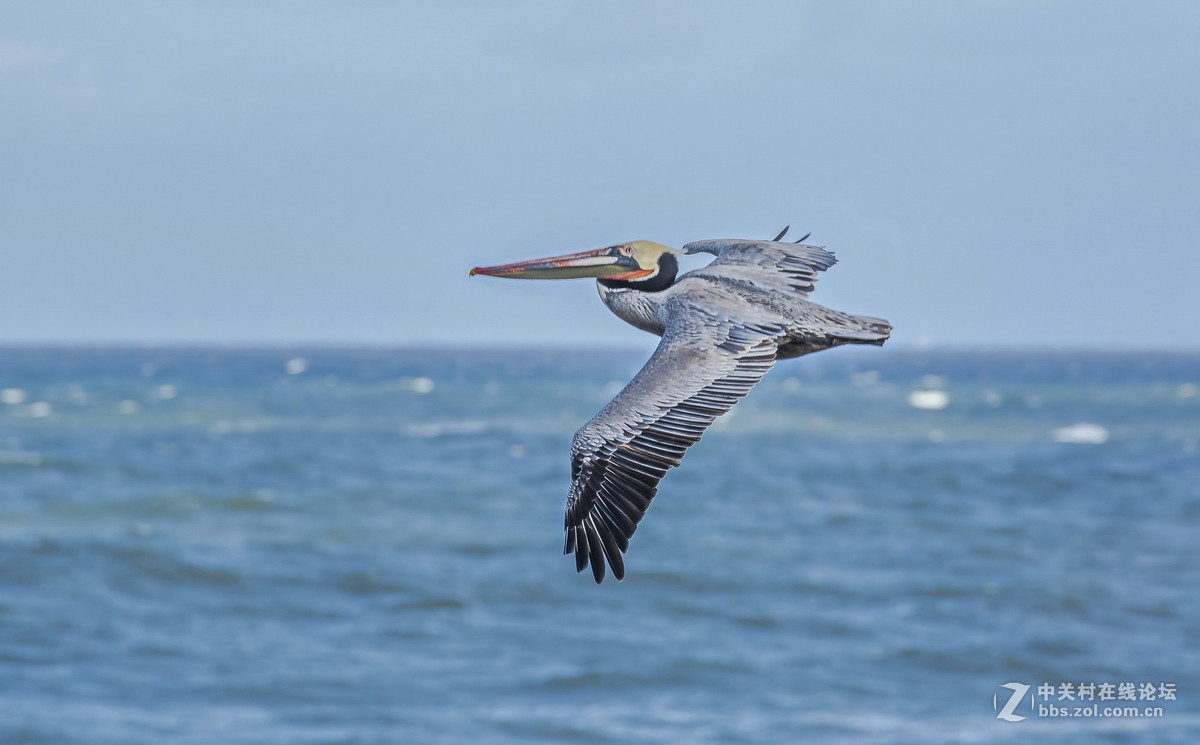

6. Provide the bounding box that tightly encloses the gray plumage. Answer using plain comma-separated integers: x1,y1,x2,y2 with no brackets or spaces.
565,234,891,582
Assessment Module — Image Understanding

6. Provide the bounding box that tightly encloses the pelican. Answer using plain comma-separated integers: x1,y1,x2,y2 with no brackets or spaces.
470,228,891,582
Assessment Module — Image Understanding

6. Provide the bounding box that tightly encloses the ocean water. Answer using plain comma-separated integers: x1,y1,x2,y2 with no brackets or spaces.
0,347,1197,744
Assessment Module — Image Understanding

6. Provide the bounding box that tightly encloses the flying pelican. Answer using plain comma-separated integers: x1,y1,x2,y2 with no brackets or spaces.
470,227,891,582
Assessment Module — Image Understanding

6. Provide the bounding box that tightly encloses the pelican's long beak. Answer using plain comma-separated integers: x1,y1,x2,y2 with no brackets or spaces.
470,246,648,280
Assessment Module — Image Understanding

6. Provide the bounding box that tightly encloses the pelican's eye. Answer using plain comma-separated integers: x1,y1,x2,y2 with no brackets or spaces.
619,245,635,257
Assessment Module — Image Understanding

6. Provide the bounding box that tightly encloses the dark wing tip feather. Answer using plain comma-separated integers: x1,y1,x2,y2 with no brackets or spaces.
565,476,637,582
768,225,816,242
769,226,813,244
585,519,606,582
573,525,589,573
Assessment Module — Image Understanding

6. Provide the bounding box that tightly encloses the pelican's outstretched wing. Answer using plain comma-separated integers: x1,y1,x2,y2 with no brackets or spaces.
564,308,784,582
681,238,837,296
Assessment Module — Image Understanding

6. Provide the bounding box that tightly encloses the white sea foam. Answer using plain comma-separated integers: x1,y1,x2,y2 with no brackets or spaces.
908,389,950,410
405,419,487,438
1052,422,1110,445
407,377,435,394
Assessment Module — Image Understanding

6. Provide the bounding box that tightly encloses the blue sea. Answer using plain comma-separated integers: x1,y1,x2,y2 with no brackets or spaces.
0,347,1197,744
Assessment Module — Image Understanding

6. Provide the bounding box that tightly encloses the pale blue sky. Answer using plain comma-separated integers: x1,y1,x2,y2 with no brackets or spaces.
2,2,1197,349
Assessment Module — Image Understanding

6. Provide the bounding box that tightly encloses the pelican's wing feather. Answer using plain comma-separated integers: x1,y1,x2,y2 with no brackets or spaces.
681,238,837,296
564,302,783,582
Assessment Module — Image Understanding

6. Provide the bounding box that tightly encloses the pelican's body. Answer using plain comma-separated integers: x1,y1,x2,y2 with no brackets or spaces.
472,229,891,582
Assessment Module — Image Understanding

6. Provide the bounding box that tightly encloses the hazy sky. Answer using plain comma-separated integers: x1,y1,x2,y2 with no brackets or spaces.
3,2,1197,349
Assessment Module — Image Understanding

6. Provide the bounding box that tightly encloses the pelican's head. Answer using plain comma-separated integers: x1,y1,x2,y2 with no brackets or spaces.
470,241,678,289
